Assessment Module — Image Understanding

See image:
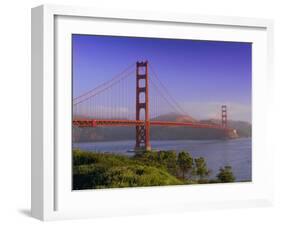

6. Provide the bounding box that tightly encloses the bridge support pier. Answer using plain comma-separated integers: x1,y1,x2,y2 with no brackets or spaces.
135,61,151,151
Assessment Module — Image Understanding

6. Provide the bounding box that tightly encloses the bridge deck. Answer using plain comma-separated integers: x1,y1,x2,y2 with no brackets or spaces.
73,119,228,130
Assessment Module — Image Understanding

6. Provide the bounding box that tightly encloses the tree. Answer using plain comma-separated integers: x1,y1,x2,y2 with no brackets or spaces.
194,157,209,181
177,152,193,179
158,151,177,174
216,166,235,183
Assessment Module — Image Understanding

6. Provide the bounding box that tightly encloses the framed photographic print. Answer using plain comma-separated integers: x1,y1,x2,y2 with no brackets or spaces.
31,4,274,221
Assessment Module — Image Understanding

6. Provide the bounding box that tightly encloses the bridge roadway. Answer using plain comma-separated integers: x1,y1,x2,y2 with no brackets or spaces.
72,119,230,131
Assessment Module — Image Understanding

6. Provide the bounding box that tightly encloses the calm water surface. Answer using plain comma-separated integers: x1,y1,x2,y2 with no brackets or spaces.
73,138,252,181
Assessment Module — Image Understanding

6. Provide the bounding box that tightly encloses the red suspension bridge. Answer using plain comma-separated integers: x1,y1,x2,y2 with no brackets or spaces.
73,61,238,151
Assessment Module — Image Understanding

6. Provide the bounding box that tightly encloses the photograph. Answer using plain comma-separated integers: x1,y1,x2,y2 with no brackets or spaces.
72,34,252,190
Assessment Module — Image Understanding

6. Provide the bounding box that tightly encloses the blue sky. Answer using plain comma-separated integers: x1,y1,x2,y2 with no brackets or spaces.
72,34,252,122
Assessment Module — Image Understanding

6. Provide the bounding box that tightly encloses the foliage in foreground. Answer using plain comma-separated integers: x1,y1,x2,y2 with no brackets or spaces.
73,150,182,189
73,149,236,190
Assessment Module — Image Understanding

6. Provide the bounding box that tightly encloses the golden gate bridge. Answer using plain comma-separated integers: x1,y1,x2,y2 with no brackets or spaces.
73,61,237,151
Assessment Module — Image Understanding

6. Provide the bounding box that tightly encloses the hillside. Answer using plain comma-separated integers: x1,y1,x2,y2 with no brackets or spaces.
152,113,196,122
73,150,183,189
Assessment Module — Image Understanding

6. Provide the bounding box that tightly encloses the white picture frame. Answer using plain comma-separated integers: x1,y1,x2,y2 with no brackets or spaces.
31,4,274,221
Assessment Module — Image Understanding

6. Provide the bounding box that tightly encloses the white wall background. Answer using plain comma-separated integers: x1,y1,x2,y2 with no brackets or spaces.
0,0,280,225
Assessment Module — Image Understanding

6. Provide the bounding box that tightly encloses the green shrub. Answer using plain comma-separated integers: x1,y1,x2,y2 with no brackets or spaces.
216,166,236,183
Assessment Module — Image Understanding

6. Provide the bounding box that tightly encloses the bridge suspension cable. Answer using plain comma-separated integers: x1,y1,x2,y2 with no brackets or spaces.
150,78,183,117
73,66,135,106
73,62,135,105
149,64,196,121
73,61,198,122
73,66,136,120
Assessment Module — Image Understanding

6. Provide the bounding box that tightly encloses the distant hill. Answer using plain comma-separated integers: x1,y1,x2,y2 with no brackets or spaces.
152,113,196,123
199,119,252,137
73,114,251,142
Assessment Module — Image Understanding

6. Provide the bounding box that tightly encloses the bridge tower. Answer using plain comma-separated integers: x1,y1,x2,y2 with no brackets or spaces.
221,105,227,129
135,61,151,151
